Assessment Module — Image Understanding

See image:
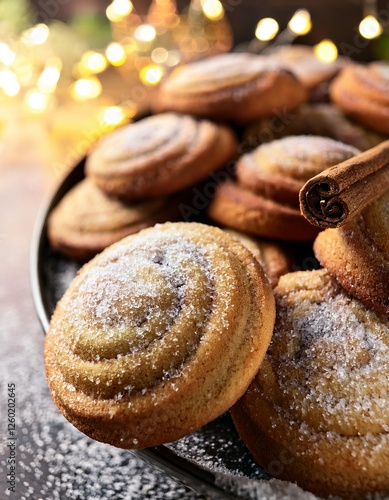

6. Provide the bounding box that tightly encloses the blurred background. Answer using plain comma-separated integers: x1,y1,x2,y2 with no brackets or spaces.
0,0,388,177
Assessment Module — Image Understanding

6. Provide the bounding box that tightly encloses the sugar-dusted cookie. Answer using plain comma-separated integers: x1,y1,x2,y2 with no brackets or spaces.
86,113,237,199
232,269,389,498
45,222,275,449
47,178,182,261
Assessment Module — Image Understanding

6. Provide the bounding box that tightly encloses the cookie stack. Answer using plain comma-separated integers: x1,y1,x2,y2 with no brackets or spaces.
45,49,389,499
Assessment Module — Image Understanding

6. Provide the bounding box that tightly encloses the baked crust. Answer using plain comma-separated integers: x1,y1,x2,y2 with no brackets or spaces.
231,269,389,498
314,191,389,315
207,181,319,242
45,222,275,449
153,53,307,124
236,135,359,207
330,62,389,134
86,113,237,199
47,178,182,261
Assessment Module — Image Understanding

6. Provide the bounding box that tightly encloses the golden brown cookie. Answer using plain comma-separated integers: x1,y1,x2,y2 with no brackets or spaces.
153,53,307,124
236,135,359,207
86,113,237,199
47,178,182,261
314,190,389,315
244,103,387,151
231,269,389,498
330,62,389,134
207,181,319,242
223,229,293,287
208,136,358,242
45,222,275,449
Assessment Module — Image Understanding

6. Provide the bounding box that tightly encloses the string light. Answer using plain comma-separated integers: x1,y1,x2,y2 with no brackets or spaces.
288,9,312,36
81,51,108,74
38,59,62,93
21,24,49,45
201,0,224,21
134,25,157,42
0,43,16,66
106,0,133,22
105,43,126,66
70,77,102,101
24,90,49,113
139,64,165,86
314,39,338,63
255,18,279,41
0,70,20,96
151,47,169,64
359,15,383,39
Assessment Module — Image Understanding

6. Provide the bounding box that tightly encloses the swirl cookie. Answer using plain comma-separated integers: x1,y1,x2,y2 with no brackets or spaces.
330,62,389,134
223,229,294,287
236,135,359,207
314,190,389,315
153,53,307,124
47,179,182,261
269,45,347,96
208,136,358,241
244,103,386,151
86,113,237,199
45,222,275,449
231,269,389,498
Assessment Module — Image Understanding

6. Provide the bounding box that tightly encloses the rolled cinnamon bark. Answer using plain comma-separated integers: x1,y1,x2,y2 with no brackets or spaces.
299,140,389,228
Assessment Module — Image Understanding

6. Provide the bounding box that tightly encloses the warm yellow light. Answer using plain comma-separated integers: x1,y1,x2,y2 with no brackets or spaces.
314,39,338,63
38,66,61,92
255,18,279,41
201,0,224,21
0,43,16,66
71,77,102,101
166,50,181,67
106,0,133,22
81,51,107,73
288,9,312,36
139,64,165,86
0,69,20,97
105,43,126,66
100,106,126,127
24,90,49,113
134,24,157,42
3,79,20,97
359,15,383,39
151,47,169,64
21,24,49,45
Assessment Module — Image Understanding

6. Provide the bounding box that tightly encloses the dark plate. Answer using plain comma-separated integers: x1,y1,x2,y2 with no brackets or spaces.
29,159,272,499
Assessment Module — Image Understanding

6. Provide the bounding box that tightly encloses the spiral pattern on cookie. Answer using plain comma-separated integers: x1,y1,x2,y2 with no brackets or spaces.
232,269,389,497
47,178,179,260
86,112,237,199
330,62,389,134
45,222,275,449
154,53,307,123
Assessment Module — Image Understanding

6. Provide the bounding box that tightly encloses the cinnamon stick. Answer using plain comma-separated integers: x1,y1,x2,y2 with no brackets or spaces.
299,140,389,229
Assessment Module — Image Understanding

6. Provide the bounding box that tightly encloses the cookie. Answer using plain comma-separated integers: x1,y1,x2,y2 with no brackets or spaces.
47,178,182,261
223,229,294,287
244,103,387,151
45,222,275,449
314,190,389,315
330,62,389,134
153,53,307,124
231,269,389,498
86,113,237,199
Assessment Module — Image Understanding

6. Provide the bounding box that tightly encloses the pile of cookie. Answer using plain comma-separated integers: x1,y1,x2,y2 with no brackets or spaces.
45,47,389,499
